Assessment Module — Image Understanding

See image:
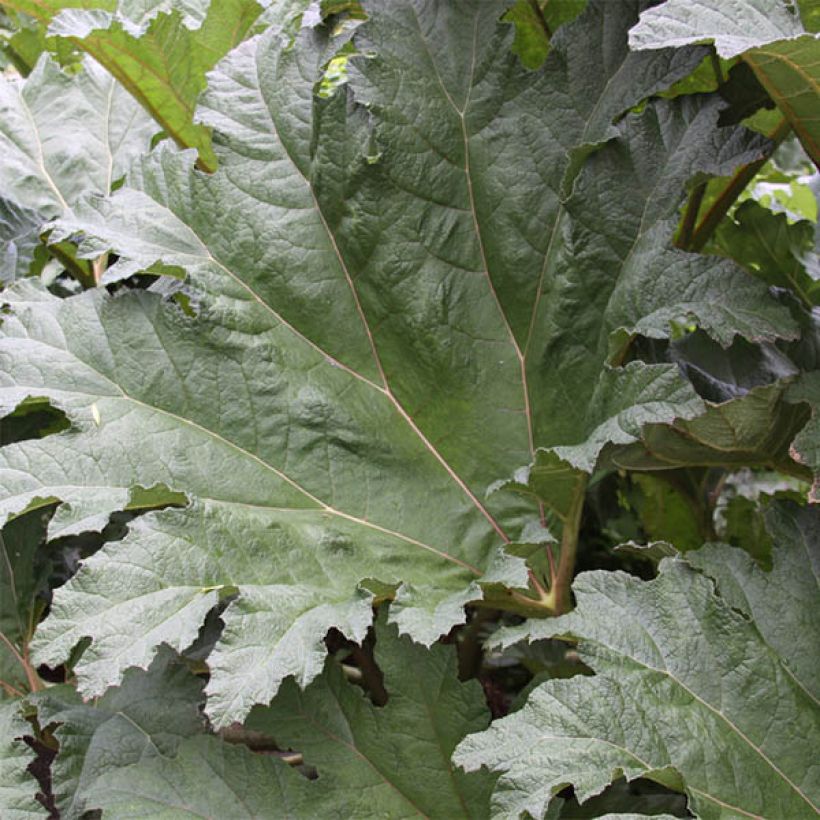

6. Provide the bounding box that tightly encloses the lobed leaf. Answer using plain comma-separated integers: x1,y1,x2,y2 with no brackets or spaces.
0,0,805,725
456,502,820,819
629,0,820,163
246,616,496,818
3,0,288,170
85,619,494,818
0,701,40,819
0,53,154,280
33,646,205,818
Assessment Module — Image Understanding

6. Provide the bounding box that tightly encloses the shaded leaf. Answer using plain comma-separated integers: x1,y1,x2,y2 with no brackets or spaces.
708,199,820,307
0,0,796,724
246,616,495,818
0,701,40,819
456,503,820,819
0,199,41,284
33,646,204,818
0,506,50,699
86,734,313,817
629,0,820,163
786,370,820,500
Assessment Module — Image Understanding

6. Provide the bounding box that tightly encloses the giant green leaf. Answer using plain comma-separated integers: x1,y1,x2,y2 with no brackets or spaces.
0,0,800,724
0,199,41,284
85,734,313,818
0,701,40,819
0,507,50,699
3,0,278,171
629,0,808,59
33,646,204,818
84,620,494,818
708,199,820,307
246,616,495,818
455,502,820,819
629,0,820,163
602,300,820,490
787,370,820,500
0,52,154,280
686,502,819,700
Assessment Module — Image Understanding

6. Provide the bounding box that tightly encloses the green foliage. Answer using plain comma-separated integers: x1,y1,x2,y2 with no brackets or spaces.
0,701,40,818
0,0,818,817
456,502,819,819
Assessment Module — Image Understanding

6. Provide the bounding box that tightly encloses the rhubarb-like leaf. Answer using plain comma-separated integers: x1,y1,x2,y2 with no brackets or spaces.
603,299,820,488
0,200,41,283
4,0,276,170
708,200,820,307
0,507,50,699
629,0,820,162
686,502,818,700
33,646,204,818
629,0,807,58
86,734,312,817
85,620,493,818
0,53,154,278
787,371,820,501
0,0,800,724
246,616,495,818
0,701,40,819
455,503,820,819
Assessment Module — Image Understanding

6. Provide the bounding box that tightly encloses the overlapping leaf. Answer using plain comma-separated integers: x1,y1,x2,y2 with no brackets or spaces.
3,0,286,170
630,0,820,163
708,199,820,306
455,502,820,819
0,0,803,725
33,646,204,818
0,507,51,699
0,53,154,280
0,701,40,819
84,620,494,818
246,617,495,818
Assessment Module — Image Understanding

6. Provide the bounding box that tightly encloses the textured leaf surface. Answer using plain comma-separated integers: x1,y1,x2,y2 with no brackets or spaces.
246,617,495,818
86,734,312,818
0,199,41,283
0,507,49,698
745,36,820,163
629,0,820,162
0,701,40,819
33,646,204,818
85,621,493,818
629,0,807,59
4,0,269,170
686,502,819,700
604,301,820,485
708,199,820,307
1,0,797,724
786,371,820,500
455,503,820,819
0,53,154,278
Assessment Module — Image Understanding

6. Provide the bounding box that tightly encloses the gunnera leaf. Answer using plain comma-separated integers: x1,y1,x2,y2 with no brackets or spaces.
0,53,155,279
629,0,820,163
32,645,205,818
0,506,50,699
246,616,496,818
2,0,288,171
85,619,494,818
0,701,40,819
0,0,799,725
454,502,820,820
